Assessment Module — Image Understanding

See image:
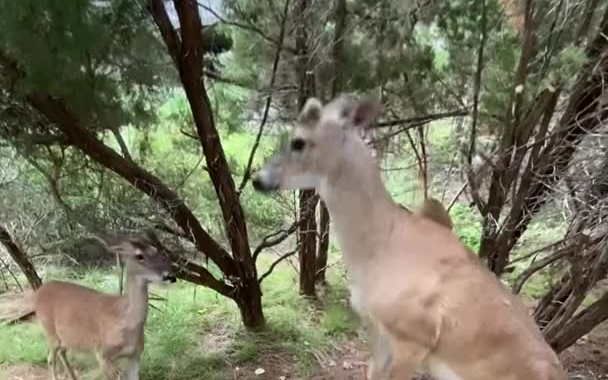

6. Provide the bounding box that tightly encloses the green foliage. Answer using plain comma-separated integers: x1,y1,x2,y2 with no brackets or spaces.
449,204,482,253
0,0,164,129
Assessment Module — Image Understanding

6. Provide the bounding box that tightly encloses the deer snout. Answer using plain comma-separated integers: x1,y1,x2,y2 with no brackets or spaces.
162,271,177,283
252,171,279,193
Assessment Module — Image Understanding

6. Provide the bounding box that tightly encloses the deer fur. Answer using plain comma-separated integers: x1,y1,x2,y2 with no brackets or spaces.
252,94,566,380
413,197,454,231
0,232,176,380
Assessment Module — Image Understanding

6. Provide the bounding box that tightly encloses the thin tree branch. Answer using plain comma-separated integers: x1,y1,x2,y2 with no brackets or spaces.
253,216,304,261
258,244,301,284
374,109,469,128
238,0,291,193
198,2,297,54
468,0,488,164
110,127,133,162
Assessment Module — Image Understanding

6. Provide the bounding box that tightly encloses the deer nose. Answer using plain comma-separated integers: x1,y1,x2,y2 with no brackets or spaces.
252,173,279,193
162,271,177,283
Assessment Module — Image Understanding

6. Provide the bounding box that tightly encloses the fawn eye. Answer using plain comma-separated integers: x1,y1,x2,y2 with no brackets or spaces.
290,138,306,152
135,254,144,261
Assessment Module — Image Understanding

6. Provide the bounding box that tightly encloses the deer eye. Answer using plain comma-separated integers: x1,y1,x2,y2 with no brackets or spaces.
290,138,306,152
135,253,144,261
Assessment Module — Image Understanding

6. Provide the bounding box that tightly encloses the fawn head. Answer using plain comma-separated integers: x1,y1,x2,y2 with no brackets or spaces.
106,232,177,284
252,94,383,193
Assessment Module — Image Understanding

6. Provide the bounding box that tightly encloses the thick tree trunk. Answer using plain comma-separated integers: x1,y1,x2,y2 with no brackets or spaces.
234,277,266,329
299,190,318,296
149,0,264,328
0,224,42,290
294,0,319,297
316,0,348,285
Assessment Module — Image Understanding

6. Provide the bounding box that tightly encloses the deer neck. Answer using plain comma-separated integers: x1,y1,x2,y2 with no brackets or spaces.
123,269,150,329
319,139,397,282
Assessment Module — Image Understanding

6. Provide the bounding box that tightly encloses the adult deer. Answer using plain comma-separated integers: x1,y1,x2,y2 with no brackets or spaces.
252,95,566,380
0,231,176,380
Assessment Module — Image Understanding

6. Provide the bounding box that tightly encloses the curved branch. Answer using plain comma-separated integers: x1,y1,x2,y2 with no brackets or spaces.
25,93,238,280
258,244,300,284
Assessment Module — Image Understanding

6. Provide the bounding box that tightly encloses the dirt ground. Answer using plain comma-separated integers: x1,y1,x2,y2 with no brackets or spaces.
3,322,607,380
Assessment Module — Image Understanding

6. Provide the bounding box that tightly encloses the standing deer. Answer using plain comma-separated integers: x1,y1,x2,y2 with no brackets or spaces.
252,94,566,380
0,232,176,380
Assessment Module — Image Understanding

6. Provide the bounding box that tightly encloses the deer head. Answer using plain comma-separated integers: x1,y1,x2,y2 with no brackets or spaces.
97,232,176,284
252,94,383,194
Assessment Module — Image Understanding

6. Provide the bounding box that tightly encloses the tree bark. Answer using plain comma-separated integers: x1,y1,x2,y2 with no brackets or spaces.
550,290,608,353
316,204,330,284
0,224,42,290
478,5,608,276
316,0,348,285
149,0,264,328
293,0,319,297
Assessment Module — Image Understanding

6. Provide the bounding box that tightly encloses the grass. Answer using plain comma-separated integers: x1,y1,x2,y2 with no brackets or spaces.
0,253,359,380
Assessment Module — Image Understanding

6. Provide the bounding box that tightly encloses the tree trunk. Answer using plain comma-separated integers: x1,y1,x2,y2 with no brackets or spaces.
299,190,318,296
294,0,319,297
316,0,348,285
149,0,264,328
0,224,42,290
234,276,266,329
316,203,330,284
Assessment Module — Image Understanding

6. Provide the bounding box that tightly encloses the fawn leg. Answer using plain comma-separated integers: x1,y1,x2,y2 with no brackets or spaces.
47,346,60,380
58,348,79,380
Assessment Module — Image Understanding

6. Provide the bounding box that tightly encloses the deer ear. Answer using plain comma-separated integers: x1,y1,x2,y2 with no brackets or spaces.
298,97,322,128
350,97,383,130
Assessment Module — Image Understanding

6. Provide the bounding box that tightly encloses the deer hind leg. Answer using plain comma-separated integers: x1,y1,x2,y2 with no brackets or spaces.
58,348,79,380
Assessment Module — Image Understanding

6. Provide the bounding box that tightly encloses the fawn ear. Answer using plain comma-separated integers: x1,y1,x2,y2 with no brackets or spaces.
298,97,323,128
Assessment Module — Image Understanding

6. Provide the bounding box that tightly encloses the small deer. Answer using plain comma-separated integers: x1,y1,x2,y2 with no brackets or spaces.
252,94,566,380
3,232,176,380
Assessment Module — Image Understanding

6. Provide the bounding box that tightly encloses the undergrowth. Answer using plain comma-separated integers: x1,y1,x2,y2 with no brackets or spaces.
0,253,357,380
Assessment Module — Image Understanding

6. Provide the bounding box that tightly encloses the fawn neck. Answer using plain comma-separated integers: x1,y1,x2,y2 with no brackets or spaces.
319,137,398,281
123,266,150,328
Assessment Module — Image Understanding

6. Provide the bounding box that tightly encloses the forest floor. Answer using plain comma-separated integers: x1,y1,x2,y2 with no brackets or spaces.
1,260,607,380
1,320,607,380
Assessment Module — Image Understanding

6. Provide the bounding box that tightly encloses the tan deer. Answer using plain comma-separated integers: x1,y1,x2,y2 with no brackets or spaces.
1,232,176,380
252,94,566,380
